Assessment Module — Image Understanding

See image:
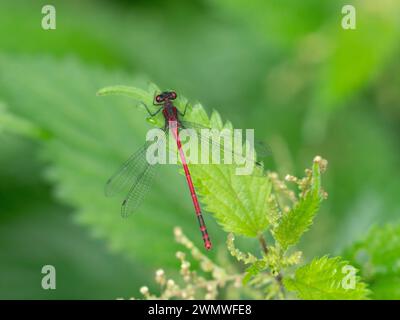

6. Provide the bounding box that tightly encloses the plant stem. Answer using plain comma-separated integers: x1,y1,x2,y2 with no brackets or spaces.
258,233,285,299
258,234,269,255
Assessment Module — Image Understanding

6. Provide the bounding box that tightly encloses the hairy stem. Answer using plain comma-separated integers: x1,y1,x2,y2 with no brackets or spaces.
258,234,285,299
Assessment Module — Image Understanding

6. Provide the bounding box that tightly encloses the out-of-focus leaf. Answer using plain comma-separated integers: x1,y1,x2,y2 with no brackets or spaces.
315,0,400,108
205,0,330,47
343,223,400,299
0,0,128,68
0,102,49,139
0,136,147,299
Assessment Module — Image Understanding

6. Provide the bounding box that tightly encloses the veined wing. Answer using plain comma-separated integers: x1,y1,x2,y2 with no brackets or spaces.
179,120,271,166
120,162,157,217
105,140,154,197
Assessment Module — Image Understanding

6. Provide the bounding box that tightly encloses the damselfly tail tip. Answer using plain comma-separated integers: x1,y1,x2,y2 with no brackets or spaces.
204,241,212,250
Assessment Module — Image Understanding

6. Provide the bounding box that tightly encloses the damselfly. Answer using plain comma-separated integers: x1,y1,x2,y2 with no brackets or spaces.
105,91,268,250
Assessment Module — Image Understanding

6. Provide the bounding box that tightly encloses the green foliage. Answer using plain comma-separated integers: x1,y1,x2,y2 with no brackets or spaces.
216,158,346,299
284,256,369,300
97,85,154,105
0,58,375,299
344,223,400,299
1,0,399,300
0,57,341,299
274,157,325,250
243,261,267,285
209,0,400,138
0,135,146,299
226,233,258,265
191,165,271,237
0,102,48,139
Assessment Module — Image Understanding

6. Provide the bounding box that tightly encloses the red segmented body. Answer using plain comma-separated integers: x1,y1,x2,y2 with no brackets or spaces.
160,98,211,250
170,120,212,250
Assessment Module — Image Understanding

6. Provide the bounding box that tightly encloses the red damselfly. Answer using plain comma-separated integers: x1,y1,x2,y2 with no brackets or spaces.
105,91,269,250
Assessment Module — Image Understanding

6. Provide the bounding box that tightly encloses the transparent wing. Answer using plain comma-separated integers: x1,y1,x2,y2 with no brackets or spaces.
105,140,154,197
179,120,271,166
105,133,168,217
121,163,157,217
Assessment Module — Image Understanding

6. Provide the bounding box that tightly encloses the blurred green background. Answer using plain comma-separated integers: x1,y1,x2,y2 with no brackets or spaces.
0,0,399,299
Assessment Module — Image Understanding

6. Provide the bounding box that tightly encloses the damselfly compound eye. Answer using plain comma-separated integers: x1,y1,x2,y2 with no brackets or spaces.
156,95,162,102
170,92,177,99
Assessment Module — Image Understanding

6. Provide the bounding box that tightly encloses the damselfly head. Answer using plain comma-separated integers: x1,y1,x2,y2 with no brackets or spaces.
155,91,177,103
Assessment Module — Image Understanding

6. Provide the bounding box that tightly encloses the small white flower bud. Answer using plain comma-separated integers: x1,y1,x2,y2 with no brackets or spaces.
140,286,149,295
313,155,322,163
155,269,164,277
167,279,175,288
176,251,185,259
174,227,182,237
205,293,213,300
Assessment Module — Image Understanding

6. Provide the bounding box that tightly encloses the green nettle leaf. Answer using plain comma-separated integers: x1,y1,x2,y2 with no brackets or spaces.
97,85,151,101
284,256,370,300
344,223,400,299
274,159,322,250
